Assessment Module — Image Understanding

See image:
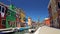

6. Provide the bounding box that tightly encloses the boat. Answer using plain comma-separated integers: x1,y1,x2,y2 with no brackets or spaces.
28,29,36,33
16,26,31,32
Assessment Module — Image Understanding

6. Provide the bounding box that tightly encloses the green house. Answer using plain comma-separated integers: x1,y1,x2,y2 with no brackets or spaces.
6,5,16,28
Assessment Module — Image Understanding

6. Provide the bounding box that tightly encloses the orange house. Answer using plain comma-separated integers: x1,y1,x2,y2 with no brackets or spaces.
44,18,50,26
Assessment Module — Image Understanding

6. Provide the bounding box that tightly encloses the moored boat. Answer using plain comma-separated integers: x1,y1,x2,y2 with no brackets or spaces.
16,26,31,32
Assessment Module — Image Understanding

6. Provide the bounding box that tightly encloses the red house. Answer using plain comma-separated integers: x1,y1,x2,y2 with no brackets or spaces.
0,2,7,29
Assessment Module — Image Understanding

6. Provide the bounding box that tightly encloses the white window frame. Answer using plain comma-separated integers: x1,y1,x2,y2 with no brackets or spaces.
0,6,6,17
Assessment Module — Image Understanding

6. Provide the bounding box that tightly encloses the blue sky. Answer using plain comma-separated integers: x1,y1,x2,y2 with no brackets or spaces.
0,0,49,22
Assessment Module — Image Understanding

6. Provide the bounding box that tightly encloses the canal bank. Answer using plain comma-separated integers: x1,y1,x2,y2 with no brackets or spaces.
10,30,28,34
8,29,33,34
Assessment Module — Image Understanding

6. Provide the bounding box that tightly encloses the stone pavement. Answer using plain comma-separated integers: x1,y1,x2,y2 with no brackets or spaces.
34,26,60,34
24,33,33,34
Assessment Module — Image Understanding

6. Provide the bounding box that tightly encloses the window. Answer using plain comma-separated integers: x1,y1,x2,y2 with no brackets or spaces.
6,9,11,16
7,11,10,16
8,21,15,27
58,2,60,8
23,17,26,21
2,7,4,13
2,20,6,26
0,6,1,11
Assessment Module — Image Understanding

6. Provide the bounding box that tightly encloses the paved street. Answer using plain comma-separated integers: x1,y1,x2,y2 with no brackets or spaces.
34,26,60,34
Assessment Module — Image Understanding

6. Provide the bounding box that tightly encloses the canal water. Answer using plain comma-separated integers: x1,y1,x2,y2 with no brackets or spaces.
9,30,33,34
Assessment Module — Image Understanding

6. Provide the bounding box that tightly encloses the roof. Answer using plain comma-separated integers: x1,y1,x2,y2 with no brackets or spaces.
47,0,51,8
0,2,9,8
44,18,49,20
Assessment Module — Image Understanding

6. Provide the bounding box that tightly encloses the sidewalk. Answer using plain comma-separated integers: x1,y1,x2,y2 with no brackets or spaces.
34,26,60,34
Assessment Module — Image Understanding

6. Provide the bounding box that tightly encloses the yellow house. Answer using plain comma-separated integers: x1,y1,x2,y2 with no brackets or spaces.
20,9,26,23
15,8,26,27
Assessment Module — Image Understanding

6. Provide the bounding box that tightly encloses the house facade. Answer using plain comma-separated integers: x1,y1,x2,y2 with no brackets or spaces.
0,2,7,29
48,0,60,28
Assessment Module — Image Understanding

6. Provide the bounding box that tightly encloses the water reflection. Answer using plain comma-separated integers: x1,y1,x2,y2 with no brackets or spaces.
5,30,28,34
4,30,32,34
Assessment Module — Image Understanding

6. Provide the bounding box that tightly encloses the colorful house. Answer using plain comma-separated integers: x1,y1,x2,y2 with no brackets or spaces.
0,2,16,28
15,8,21,28
28,17,32,26
48,0,60,28
20,9,26,23
6,5,16,28
16,8,26,27
18,8,26,27
44,18,50,26
0,2,26,29
0,2,7,29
